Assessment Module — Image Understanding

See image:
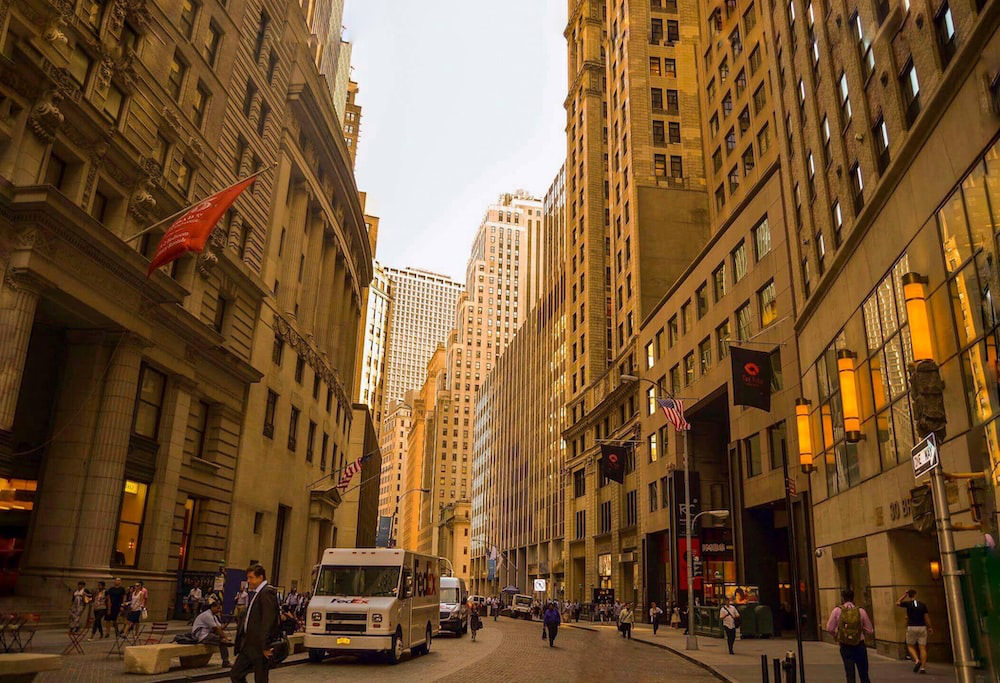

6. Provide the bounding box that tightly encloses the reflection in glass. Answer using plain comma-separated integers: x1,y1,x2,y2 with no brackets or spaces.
984,143,1000,229
892,255,911,325
891,399,914,464
951,259,986,350
877,277,898,339
963,162,994,256
884,336,907,400
876,413,896,472
982,418,1000,486
870,353,887,411
939,192,971,273
961,340,1000,425
863,297,881,351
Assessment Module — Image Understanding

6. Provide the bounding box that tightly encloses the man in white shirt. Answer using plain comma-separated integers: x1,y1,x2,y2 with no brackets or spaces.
191,601,231,668
719,596,739,655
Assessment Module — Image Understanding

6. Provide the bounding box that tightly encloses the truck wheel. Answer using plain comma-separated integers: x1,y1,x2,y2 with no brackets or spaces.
461,620,468,635
386,629,404,664
308,648,325,663
414,624,432,655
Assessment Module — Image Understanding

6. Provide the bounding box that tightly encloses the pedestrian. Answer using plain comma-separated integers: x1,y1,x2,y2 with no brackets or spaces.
187,584,203,622
670,605,681,629
124,581,147,638
89,581,107,641
543,602,561,647
649,601,663,635
897,589,933,674
826,588,874,683
191,600,232,668
613,600,622,624
69,581,90,633
213,563,227,602
619,603,634,639
492,597,499,621
235,585,249,622
470,603,482,641
106,577,126,635
719,596,739,654
231,564,279,683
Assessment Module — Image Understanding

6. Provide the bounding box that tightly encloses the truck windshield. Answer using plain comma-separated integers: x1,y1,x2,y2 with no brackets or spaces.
314,565,400,598
440,588,460,603
514,596,531,606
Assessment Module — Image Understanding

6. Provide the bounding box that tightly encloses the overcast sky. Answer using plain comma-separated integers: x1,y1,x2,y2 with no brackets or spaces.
343,1,567,282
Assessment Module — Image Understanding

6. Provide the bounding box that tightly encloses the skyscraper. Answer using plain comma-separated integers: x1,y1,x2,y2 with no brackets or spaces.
381,267,463,416
355,263,391,428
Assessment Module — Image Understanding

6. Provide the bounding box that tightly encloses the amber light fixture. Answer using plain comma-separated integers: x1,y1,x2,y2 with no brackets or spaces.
796,398,816,473
930,559,942,581
837,350,862,443
903,273,934,362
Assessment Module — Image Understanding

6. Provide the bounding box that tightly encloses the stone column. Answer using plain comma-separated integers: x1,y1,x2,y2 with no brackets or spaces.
325,253,347,362
72,334,145,570
300,208,323,338
0,275,40,432
137,379,193,572
313,236,335,353
279,182,309,316
337,276,356,381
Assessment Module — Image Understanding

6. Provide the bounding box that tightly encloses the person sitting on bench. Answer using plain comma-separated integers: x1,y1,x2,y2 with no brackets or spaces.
191,600,232,668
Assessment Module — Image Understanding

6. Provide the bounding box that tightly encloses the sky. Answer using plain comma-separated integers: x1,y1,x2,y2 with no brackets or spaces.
343,1,567,282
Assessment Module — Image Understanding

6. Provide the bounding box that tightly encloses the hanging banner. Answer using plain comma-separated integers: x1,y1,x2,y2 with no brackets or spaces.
600,444,627,484
375,515,392,548
731,346,773,411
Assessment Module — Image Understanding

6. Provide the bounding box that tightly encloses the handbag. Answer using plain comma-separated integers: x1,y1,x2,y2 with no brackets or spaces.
141,607,148,621
266,635,290,665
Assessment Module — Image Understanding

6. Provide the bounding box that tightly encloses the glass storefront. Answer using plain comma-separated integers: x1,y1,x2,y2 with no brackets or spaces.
114,480,148,568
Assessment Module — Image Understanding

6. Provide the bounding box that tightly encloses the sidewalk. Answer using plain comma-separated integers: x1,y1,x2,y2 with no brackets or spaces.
568,622,955,682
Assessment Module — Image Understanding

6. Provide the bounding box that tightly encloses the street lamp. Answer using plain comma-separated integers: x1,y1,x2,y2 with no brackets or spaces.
388,487,430,549
685,509,730,651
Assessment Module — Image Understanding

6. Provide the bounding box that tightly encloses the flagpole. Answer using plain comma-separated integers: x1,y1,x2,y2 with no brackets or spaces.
124,163,277,243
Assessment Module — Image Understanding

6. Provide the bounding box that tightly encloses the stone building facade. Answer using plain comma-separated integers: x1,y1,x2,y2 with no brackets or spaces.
0,0,370,614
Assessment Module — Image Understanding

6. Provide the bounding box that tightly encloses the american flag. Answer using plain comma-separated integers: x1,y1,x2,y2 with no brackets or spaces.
657,397,691,432
335,455,370,491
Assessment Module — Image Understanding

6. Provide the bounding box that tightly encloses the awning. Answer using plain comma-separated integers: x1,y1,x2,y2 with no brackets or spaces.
501,585,520,594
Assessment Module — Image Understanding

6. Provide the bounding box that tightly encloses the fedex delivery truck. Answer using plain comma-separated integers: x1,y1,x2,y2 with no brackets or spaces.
305,548,440,664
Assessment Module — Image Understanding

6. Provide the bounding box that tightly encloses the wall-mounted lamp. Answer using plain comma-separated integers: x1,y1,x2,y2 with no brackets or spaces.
796,398,816,473
903,273,934,362
930,559,941,581
837,350,862,443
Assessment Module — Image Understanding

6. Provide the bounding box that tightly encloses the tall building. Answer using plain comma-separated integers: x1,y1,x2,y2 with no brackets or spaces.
355,263,391,428
0,0,369,613
560,0,710,608
378,397,413,522
381,266,463,415
331,40,353,125
471,168,568,596
765,0,1000,659
343,80,362,168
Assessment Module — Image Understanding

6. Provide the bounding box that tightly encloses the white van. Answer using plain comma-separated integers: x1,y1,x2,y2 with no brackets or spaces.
510,593,533,619
438,576,468,635
305,548,440,664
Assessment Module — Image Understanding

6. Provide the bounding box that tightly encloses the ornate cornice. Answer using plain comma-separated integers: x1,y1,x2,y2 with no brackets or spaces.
272,311,350,412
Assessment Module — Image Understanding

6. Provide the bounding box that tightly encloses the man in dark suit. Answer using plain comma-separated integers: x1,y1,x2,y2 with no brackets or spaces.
230,564,279,683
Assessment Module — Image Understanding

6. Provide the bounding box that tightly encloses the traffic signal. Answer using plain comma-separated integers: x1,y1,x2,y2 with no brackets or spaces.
910,485,934,533
968,478,986,524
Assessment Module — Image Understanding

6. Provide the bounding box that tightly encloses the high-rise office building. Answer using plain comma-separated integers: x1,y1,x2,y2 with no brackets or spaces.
378,398,414,523
471,169,567,595
355,263,391,429
381,267,463,416
343,80,362,168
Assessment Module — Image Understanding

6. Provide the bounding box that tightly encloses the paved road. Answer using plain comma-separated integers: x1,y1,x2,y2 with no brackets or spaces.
265,618,717,682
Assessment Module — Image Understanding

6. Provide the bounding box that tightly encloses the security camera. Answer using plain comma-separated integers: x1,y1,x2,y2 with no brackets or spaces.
815,548,824,558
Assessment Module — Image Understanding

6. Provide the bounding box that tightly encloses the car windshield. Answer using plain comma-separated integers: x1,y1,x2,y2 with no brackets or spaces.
314,566,400,597
440,588,460,603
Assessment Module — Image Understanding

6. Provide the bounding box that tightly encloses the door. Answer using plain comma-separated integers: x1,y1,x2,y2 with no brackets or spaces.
272,505,289,585
401,561,413,647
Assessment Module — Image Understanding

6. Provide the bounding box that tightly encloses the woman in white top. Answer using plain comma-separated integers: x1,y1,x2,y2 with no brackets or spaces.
719,596,739,654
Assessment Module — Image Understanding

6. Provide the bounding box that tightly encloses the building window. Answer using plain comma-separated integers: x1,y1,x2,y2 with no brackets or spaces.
699,337,712,374
625,490,638,527
575,510,586,539
649,481,659,512
599,501,612,534
306,421,316,463
288,406,300,451
821,115,831,165
873,116,890,172
646,341,656,369
254,9,269,59
832,200,844,246
744,433,762,477
736,302,752,341
668,316,679,346
752,217,771,260
900,59,921,126
684,352,696,384
168,51,187,101
758,280,778,327
192,81,210,127
114,480,148,568
243,80,257,116
666,89,679,113
654,154,667,177
295,356,305,383
175,160,193,194
850,162,864,214
696,283,709,318
263,389,277,438
191,400,211,460
133,364,166,439
180,0,199,38
732,241,748,282
574,469,586,497
757,122,771,155
671,156,684,178
838,72,852,126
648,432,659,462
651,87,663,109
852,12,874,81
716,320,731,359
271,333,284,365
213,295,228,332
935,3,956,65
713,263,728,301
203,21,222,65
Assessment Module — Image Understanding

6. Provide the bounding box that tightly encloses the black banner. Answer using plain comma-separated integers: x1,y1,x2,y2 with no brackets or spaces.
731,346,773,411
599,444,627,484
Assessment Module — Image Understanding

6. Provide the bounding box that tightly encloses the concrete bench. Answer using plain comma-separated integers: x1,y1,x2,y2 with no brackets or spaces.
123,643,216,675
0,653,63,682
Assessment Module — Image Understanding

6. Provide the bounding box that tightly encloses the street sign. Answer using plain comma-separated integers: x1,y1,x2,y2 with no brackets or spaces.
911,433,940,480
533,578,547,592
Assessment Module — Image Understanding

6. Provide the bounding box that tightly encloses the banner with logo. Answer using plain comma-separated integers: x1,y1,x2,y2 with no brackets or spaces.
731,346,773,411
375,515,392,547
599,444,627,484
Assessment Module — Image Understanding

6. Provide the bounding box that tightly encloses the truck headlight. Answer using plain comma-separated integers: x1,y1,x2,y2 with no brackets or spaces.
371,613,383,623
311,612,321,621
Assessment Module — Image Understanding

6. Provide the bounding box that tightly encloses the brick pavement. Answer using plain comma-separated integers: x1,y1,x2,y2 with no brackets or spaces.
586,621,958,683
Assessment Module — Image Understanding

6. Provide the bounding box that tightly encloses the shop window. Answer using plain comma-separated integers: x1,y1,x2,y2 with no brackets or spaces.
114,480,148,568
743,433,762,476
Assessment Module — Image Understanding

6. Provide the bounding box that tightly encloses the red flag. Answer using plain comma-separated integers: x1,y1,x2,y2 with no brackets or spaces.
145,176,257,276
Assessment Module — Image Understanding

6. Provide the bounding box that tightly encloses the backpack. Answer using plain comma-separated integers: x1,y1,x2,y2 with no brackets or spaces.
836,605,864,646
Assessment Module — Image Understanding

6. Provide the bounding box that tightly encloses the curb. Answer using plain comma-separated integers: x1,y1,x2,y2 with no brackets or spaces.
629,635,737,683
157,653,310,682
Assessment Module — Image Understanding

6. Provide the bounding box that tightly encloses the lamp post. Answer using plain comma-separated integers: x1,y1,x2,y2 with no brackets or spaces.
388,487,430,549
621,374,707,650
903,273,975,683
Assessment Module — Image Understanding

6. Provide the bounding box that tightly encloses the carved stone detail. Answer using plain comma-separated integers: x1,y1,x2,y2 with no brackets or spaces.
27,91,63,143
43,16,68,45
128,178,156,221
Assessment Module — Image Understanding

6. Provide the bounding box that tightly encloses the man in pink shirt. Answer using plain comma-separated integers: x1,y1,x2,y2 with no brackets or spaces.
826,588,875,683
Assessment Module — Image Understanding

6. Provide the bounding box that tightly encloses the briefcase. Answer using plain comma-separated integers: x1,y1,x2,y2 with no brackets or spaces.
266,635,290,665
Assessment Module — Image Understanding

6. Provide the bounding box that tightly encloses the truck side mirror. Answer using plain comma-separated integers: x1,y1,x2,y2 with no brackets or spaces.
405,575,414,598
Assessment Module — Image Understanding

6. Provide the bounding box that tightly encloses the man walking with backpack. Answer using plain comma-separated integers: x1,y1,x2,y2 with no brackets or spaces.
826,588,875,683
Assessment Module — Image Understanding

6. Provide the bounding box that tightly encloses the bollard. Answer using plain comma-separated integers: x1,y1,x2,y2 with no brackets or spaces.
761,653,770,683
773,657,782,683
782,652,797,683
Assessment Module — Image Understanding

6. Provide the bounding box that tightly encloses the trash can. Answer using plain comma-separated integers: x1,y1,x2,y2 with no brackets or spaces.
738,605,759,637
753,604,774,638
